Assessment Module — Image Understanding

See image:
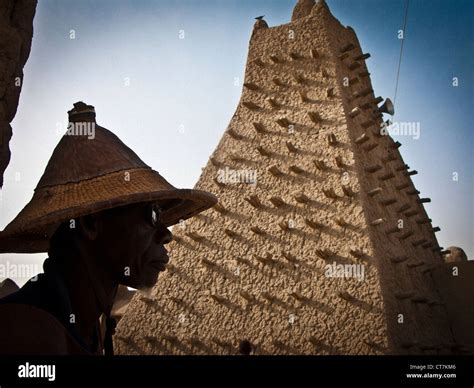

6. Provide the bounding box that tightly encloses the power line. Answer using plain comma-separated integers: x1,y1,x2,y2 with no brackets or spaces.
394,0,410,107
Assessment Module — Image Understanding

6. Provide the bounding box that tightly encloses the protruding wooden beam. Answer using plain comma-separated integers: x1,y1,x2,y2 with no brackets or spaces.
359,87,373,97
276,117,292,128
242,101,261,110
367,187,383,196
397,204,411,213
395,164,409,172
431,226,441,233
380,198,397,206
257,145,271,157
253,58,265,67
370,218,384,226
289,51,302,60
270,196,286,207
305,218,324,230
268,165,284,177
266,97,280,109
251,226,266,236
348,76,360,86
269,54,282,64
361,120,374,129
295,193,311,203
323,188,339,199
363,143,378,152
406,189,420,196
340,43,356,53
342,185,356,197
385,225,401,235
256,254,274,266
416,218,432,225
213,203,227,214
293,73,307,84
338,52,350,61
244,195,263,208
399,230,414,240
186,231,204,241
390,255,408,263
418,198,431,204
282,251,297,263
395,182,410,190
354,133,369,144
394,290,414,299
316,249,333,260
354,53,371,61
213,177,225,187
289,291,305,301
404,210,418,218
252,122,266,133
278,221,292,232
243,82,260,91
412,238,427,247
239,291,254,302
201,258,216,267
335,156,345,168
224,228,240,239
289,165,305,174
308,111,323,124
310,48,319,59
313,159,327,171
210,294,226,304
286,141,299,153
337,291,353,301
299,90,309,103
379,172,395,181
349,107,361,118
227,127,243,140
381,153,397,162
348,62,361,71
210,156,223,167
365,164,382,173
327,133,338,146
349,249,365,259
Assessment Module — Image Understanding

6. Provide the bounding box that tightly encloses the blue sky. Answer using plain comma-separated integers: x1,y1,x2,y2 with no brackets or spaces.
1,0,472,285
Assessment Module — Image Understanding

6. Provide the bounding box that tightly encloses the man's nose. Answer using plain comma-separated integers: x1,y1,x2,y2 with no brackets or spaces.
155,224,173,245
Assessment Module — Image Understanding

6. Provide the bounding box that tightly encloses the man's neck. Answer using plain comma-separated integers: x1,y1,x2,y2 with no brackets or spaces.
54,250,117,349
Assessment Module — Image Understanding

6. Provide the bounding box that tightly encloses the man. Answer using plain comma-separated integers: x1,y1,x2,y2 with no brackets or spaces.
0,102,217,355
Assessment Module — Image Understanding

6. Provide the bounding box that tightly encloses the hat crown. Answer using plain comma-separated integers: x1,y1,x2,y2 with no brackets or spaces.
37,102,149,189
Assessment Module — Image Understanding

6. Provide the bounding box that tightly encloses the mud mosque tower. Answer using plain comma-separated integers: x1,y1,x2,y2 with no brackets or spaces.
116,0,456,355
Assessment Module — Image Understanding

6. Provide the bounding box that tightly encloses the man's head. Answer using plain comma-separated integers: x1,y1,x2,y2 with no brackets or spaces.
49,201,174,290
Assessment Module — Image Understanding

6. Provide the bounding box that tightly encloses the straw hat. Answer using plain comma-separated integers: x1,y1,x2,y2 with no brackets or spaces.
0,102,218,253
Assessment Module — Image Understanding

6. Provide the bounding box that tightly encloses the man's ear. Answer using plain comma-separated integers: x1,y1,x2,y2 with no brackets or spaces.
78,213,101,241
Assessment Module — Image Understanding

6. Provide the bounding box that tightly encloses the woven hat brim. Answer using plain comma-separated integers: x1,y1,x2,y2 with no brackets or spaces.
0,168,218,254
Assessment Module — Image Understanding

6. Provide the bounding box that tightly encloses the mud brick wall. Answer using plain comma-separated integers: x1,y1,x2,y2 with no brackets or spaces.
116,0,455,355
0,0,37,187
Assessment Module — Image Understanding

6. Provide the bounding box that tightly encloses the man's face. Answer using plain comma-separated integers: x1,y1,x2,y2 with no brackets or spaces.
92,202,173,289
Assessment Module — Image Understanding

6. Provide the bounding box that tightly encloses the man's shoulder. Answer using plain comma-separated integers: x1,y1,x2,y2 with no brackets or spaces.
0,303,90,355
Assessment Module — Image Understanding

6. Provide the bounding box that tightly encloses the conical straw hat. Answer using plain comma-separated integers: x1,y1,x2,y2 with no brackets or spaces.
0,102,218,253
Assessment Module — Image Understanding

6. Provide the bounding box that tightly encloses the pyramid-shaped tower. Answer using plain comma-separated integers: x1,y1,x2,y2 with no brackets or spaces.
116,0,455,355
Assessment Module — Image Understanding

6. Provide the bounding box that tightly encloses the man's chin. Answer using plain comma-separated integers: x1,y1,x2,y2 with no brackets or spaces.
122,271,160,290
